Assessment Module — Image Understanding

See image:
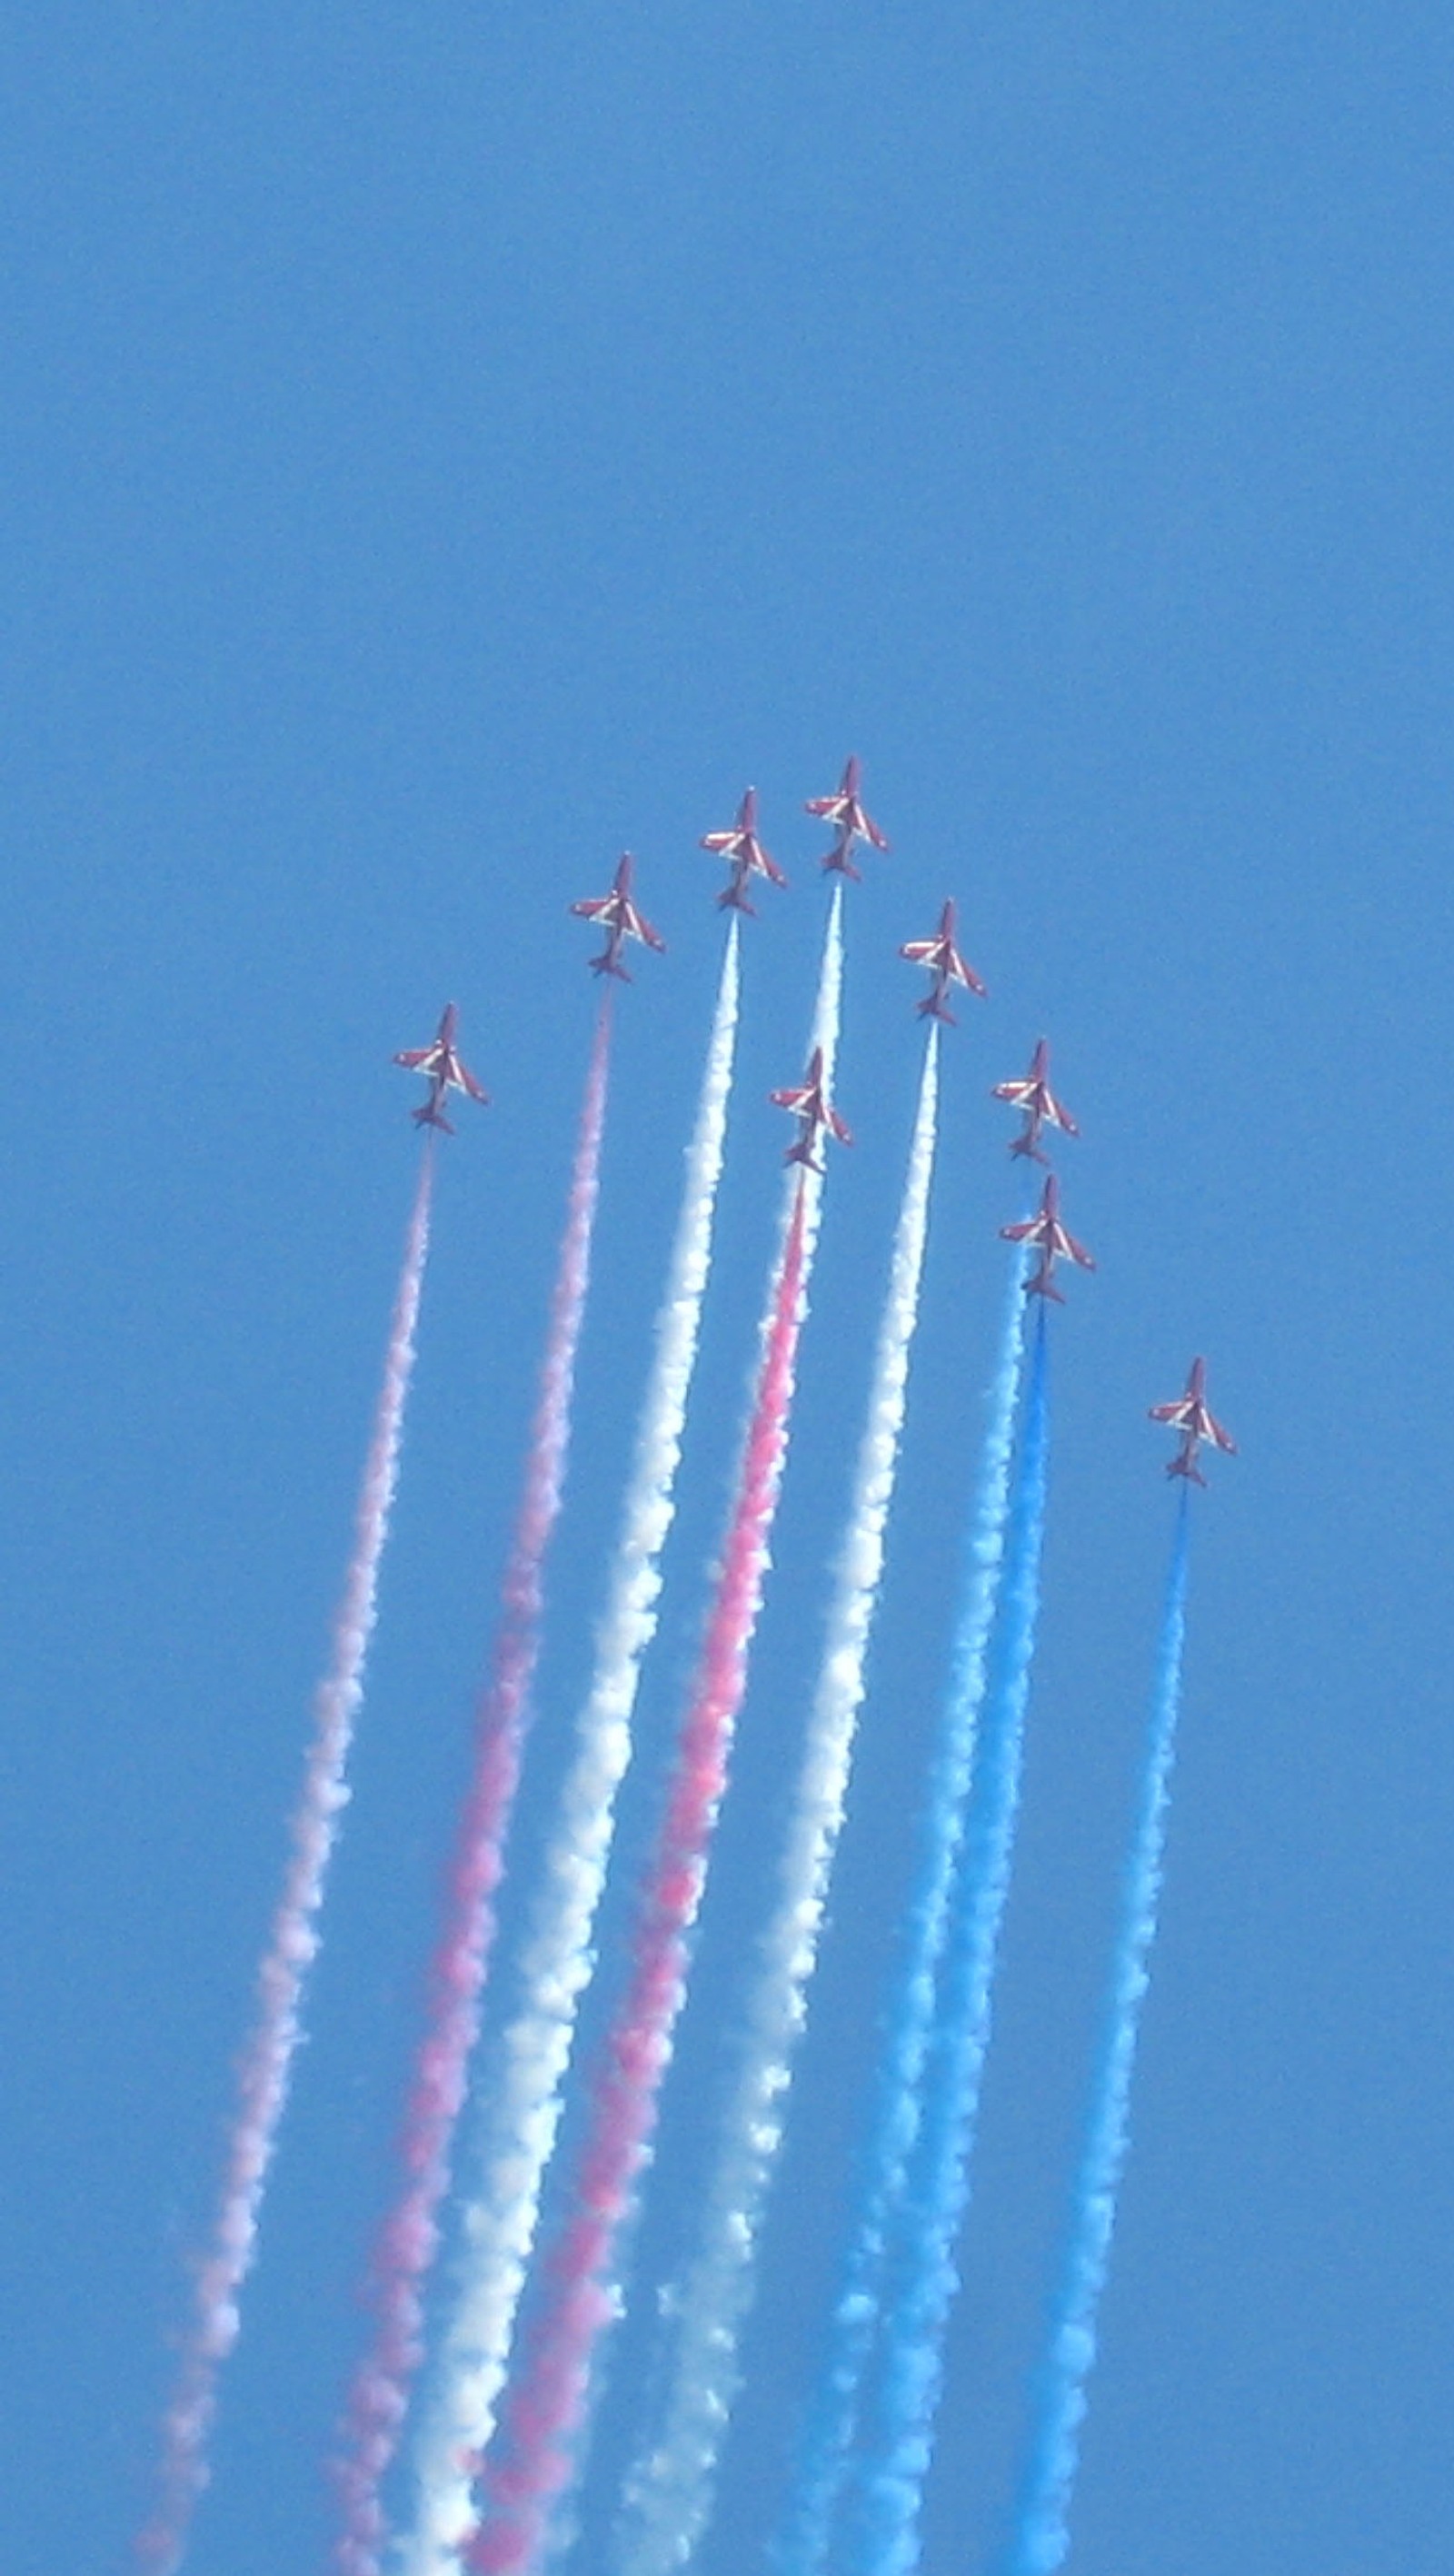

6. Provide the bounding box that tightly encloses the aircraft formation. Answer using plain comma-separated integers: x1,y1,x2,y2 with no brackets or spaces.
138,750,1235,2576
393,757,1234,1476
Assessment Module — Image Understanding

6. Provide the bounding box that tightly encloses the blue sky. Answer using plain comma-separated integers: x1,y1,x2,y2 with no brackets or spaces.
2,7,1451,2572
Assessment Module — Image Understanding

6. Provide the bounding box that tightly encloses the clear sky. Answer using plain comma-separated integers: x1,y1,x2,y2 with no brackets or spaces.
2,7,1450,2574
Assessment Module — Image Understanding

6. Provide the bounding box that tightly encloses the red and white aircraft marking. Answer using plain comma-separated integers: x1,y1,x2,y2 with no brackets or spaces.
770,1045,852,1173
992,1039,1080,1164
393,1002,489,1134
900,899,987,1022
804,755,890,879
701,787,787,913
570,853,666,980
1149,1358,1237,1486
1000,1173,1095,1302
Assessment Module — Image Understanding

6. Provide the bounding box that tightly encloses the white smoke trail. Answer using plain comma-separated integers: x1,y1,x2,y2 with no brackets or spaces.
136,1145,436,2576
401,924,758,2576
774,1258,1027,2576
617,1019,938,2576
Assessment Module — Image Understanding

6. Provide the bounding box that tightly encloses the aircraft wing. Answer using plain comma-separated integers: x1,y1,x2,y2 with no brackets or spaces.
456,1062,489,1105
900,938,942,966
393,1047,438,1070
571,894,615,920
1149,1397,1192,1426
627,904,666,952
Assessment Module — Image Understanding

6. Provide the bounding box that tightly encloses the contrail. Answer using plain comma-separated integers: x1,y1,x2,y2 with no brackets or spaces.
619,1024,941,2576
135,1142,437,2576
466,1171,815,2576
400,915,768,2576
1003,1497,1190,2576
776,1258,1029,2576
331,1001,612,2576
856,1309,1050,2576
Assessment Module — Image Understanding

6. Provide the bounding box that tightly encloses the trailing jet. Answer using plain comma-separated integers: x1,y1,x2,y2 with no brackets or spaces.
992,1039,1080,1164
770,1045,852,1172
393,1002,489,1134
900,899,986,1021
1000,1174,1095,1302
1149,1357,1237,1486
804,755,890,878
701,787,787,912
571,853,666,980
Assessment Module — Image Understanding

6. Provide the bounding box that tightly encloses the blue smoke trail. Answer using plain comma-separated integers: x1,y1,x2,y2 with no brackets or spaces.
772,1263,1029,2576
854,1308,1051,2576
1002,1495,1190,2576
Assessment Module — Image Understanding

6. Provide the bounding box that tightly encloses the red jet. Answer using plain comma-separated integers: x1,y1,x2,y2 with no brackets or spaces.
1149,1358,1237,1486
770,1045,852,1173
701,787,788,913
900,899,987,1022
992,1039,1080,1165
804,756,890,878
570,854,666,980
1000,1174,1095,1302
393,1002,489,1134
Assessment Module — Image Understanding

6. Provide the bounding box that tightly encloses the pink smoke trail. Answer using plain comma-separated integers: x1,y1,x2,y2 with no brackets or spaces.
462,1180,811,2576
136,1141,438,2576
331,1000,612,2576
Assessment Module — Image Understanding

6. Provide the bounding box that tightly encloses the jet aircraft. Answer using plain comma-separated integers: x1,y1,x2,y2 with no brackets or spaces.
570,853,666,980
393,1003,489,1134
1000,1173,1095,1301
1149,1357,1237,1485
770,1045,852,1172
701,787,787,912
992,1039,1080,1164
804,755,890,878
900,899,987,1021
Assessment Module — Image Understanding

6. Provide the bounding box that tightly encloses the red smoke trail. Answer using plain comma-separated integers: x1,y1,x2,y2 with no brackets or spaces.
464,1182,811,2576
137,1142,437,2576
332,1001,612,2576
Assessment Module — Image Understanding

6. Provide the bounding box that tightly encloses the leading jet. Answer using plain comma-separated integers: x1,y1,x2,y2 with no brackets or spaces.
900,899,987,1021
771,1045,852,1173
571,853,666,980
1149,1358,1237,1485
1000,1173,1095,1302
393,1002,489,1134
992,1039,1080,1164
804,755,890,878
701,787,787,913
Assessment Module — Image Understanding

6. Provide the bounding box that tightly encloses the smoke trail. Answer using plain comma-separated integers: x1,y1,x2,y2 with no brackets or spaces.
1003,1499,1190,2576
331,1003,612,2576
776,1257,1029,2576
855,1310,1050,2576
402,918,762,2576
620,1025,941,2576
135,1145,437,2576
465,1175,813,2576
